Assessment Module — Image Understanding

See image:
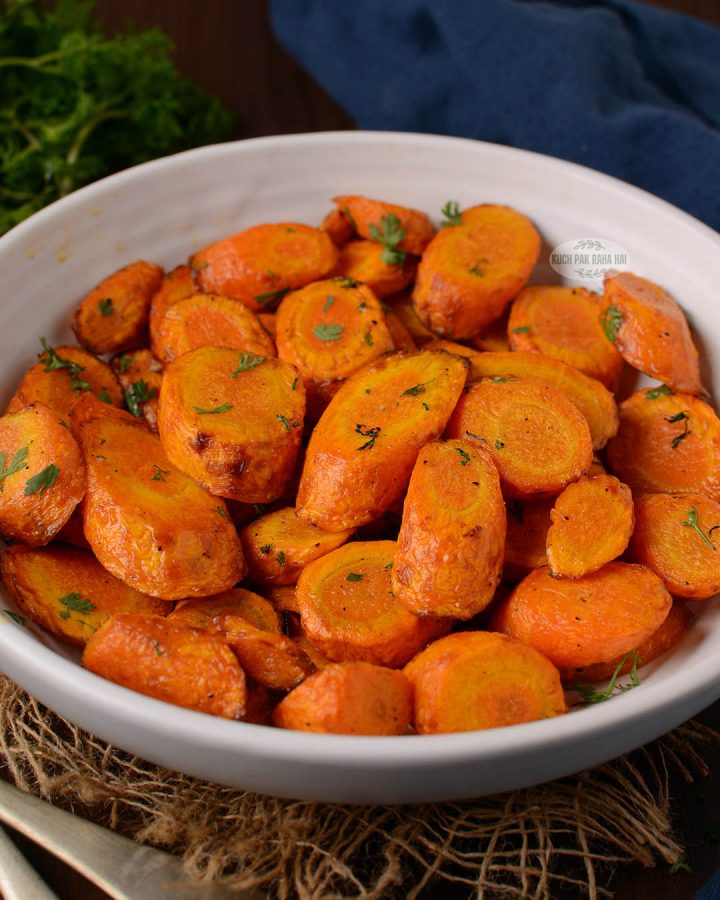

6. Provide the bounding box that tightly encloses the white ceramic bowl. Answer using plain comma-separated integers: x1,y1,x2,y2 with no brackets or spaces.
0,132,718,804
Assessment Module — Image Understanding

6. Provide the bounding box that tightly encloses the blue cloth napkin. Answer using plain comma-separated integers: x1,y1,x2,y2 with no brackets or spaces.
270,0,720,232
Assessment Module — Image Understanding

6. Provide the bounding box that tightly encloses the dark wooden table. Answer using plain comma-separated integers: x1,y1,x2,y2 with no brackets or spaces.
3,1,720,897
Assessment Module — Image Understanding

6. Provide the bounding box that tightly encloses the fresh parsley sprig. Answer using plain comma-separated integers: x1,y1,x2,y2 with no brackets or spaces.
24,463,60,496
600,305,623,345
231,352,265,376
440,201,462,227
0,446,29,489
368,214,406,266
576,650,640,705
681,507,717,551
125,380,157,417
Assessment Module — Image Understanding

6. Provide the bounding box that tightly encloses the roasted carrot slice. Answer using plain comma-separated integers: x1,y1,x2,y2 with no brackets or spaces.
321,206,354,245
54,507,90,549
460,351,619,451
412,204,540,339
257,312,277,338
239,507,354,586
148,264,197,337
151,293,276,365
80,417,244,599
404,631,566,734
291,631,332,669
330,240,417,298
562,600,693,685
470,311,510,352
275,277,393,411
297,349,468,530
508,285,623,391
630,493,720,600
170,588,282,634
7,341,123,420
263,584,300,614
0,544,170,647
191,223,338,312
332,195,435,256
67,391,139,440
393,439,506,619
492,562,672,670
296,540,449,668
504,498,553,576
385,312,417,351
0,402,85,546
446,379,593,499
83,614,247,719
273,661,413,735
546,474,634,578
385,292,436,345
72,260,163,355
158,347,304,503
605,388,720,501
110,349,163,432
601,271,704,395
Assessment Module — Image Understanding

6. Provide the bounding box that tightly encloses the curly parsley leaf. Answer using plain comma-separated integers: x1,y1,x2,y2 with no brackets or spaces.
355,423,381,451
440,200,461,227
600,305,623,345
231,352,265,376
98,298,114,317
125,380,157,417
367,214,406,266
24,463,60,495
314,322,344,342
0,446,29,488
646,384,674,400
193,403,233,415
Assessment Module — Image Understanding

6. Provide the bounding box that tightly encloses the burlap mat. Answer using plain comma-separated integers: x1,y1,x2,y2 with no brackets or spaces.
0,673,717,899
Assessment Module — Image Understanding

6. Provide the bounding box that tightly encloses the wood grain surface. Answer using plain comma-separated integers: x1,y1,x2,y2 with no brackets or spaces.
1,0,719,897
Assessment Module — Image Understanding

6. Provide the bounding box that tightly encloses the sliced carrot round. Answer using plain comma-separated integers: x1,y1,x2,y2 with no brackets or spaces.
332,195,435,255
404,631,566,734
492,562,672,670
385,311,417,351
630,492,720,600
320,206,354,245
151,293,276,364
392,439,506,619
273,661,413,735
508,285,623,391
606,388,720,501
296,540,449,668
331,240,417,298
446,379,593,499
385,292,436,345
504,497,554,575
170,588,282,634
67,391,139,440
191,223,338,312
547,474,634,578
412,204,540,339
470,312,511,352
148,264,197,336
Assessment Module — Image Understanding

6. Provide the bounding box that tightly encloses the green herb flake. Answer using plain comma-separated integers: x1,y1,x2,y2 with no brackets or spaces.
346,572,364,582
58,592,96,615
98,298,114,317
681,507,717,551
367,214,407,266
357,301,367,312
313,322,344,342
38,339,86,381
97,391,111,404
0,446,29,489
291,377,299,391
332,275,360,288
125,380,157,417
384,562,393,570
323,295,335,313
152,640,164,657
465,430,487,443
363,332,374,347
151,465,170,482
254,287,289,311
193,403,233,415
665,411,688,424
118,355,133,374
668,854,694,876
402,383,426,397
670,415,691,449
276,551,286,567
469,264,484,277
600,305,623,345
276,414,300,431
576,650,640,705
231,352,266,376
216,506,227,518
456,448,471,466
646,384,674,400
440,201,462,227
260,544,271,554
495,440,505,450
24,463,60,496
355,423,381,451
513,326,530,334
3,609,26,626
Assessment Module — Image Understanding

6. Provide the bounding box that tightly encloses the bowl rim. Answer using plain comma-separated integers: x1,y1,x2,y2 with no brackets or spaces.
0,129,718,768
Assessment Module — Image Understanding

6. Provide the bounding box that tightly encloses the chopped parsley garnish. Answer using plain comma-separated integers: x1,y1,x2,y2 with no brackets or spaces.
118,355,134,374
323,295,335,313
346,572,364,582
600,305,623,345
668,855,694,876
58,592,96,615
665,411,688,423
512,326,530,334
97,391,111,404
0,446,29,489
231,352,266,376
24,463,60,495
468,264,485,277
254,287,289,311
332,275,360,288
669,414,691,449
355,423,381,451
98,298,114,317
39,339,88,392
3,610,26,626
456,448,471,466
646,384,674,400
125,380,157,417
151,465,170,482
402,383,427,397
276,551,286,567
576,650,640,705
193,403,233,415
314,322,344,341
368,213,406,266
357,301,367,312
363,332,373,346
465,430,487,443
291,377,299,391
681,507,717,551
440,200,462,227
216,506,227,518
260,544,271,554
276,414,300,430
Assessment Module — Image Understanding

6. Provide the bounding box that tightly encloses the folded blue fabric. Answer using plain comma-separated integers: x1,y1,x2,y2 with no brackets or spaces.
270,0,720,231
696,867,720,900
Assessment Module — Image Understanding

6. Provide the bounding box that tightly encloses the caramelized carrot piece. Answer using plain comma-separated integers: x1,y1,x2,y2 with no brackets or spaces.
606,388,720,501
0,402,85,546
83,614,247,719
148,264,197,337
503,497,554,576
331,240,417,298
296,350,469,530
321,206,354,245
191,223,338,312
151,293,276,364
630,492,720,600
0,544,170,647
492,562,672,670
412,204,540,339
7,341,123,420
385,312,417,351
332,195,435,255
296,541,449,667
54,507,90,549
158,347,305,503
80,417,244,599
273,662,413,735
170,588,282,634
393,440,506,619
446,379,593,499
240,507,354,585
470,311,510,352
257,312,277,338
263,584,300,614
601,271,705,395
385,292,436,345
72,260,163,355
546,474,634,578
110,349,163,432
67,391,139,440
508,286,623,391
404,631,566,734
